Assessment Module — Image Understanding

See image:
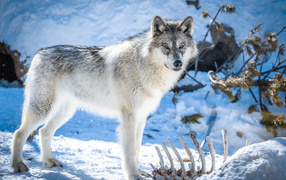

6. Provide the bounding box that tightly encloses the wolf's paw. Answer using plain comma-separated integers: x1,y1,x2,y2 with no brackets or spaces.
12,162,29,173
45,158,63,168
138,169,151,177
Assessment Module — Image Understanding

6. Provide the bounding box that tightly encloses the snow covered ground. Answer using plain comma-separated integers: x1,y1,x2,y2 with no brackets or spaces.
200,137,286,180
1,71,286,179
1,0,286,179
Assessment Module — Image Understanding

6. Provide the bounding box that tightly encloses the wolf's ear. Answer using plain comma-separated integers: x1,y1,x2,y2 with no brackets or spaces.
151,16,167,37
177,16,194,37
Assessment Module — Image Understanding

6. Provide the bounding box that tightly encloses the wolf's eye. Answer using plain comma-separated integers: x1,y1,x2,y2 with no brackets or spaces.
163,44,170,50
179,44,185,49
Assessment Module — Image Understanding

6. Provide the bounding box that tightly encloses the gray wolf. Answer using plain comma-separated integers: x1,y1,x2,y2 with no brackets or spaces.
11,16,198,179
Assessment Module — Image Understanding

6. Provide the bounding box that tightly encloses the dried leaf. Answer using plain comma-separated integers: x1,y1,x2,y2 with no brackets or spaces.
145,134,154,139
278,44,285,56
215,22,224,32
252,43,261,54
222,87,236,101
261,104,269,112
232,88,241,103
202,10,209,18
172,92,178,105
247,62,260,77
265,32,278,51
250,24,263,35
265,74,286,107
248,104,259,114
265,32,277,44
236,131,244,138
245,45,254,56
222,4,236,13
176,158,191,162
252,36,262,46
261,111,286,131
265,126,278,138
182,113,203,124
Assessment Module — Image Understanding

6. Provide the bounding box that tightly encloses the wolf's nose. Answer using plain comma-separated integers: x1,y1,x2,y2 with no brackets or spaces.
173,60,182,68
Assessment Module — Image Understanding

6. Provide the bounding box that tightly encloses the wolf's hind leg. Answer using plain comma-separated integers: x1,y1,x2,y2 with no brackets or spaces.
12,111,46,173
39,101,76,168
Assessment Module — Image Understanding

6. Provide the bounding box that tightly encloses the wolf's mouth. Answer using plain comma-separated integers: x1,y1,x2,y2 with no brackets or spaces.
164,64,182,72
172,67,182,71
164,64,169,70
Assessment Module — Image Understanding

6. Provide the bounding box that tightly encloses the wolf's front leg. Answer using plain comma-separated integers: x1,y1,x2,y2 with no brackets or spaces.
119,108,145,180
135,118,151,178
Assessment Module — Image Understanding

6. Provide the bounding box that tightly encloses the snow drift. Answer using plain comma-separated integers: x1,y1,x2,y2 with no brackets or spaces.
200,137,286,180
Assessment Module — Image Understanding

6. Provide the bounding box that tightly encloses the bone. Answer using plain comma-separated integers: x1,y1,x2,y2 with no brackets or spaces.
189,132,206,173
155,146,164,169
178,137,196,175
206,136,215,173
150,163,156,170
161,142,174,169
222,128,228,163
246,139,250,146
167,138,186,177
155,174,166,180
151,132,225,179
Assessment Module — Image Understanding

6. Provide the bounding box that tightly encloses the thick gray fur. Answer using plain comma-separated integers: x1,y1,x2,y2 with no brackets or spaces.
11,16,198,180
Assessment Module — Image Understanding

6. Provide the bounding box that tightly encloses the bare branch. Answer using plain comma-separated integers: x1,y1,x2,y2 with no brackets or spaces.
204,91,210,100
262,65,286,76
235,54,255,76
202,6,223,43
185,71,205,86
248,24,263,38
196,5,225,76
262,58,286,80
236,26,286,76
281,67,286,75
276,26,286,36
217,47,243,73
249,87,258,103
208,70,226,86
173,84,205,93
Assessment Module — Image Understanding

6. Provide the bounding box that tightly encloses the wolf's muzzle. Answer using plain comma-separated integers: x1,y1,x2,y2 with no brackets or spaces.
172,59,183,71
173,60,182,68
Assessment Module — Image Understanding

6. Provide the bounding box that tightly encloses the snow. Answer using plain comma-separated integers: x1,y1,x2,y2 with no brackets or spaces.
200,137,286,180
1,73,286,179
1,0,285,66
1,0,286,179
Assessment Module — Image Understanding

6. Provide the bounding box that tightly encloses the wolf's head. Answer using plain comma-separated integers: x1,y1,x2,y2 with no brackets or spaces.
150,16,198,72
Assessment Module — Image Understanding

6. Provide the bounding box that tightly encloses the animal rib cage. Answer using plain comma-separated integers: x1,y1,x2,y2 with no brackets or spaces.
151,129,228,180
